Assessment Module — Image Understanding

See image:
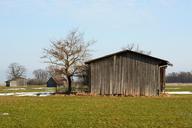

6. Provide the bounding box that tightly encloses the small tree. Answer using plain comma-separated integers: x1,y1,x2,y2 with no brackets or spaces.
42,30,94,94
7,63,26,79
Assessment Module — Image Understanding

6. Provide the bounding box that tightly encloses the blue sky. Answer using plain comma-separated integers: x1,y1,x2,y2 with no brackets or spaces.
0,0,192,82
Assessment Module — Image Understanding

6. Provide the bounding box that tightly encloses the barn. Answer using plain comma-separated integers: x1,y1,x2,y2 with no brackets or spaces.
5,77,27,87
85,50,172,96
47,77,66,88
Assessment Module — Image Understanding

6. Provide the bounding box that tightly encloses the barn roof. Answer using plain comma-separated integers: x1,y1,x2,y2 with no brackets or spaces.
85,50,172,66
52,77,66,85
6,77,27,82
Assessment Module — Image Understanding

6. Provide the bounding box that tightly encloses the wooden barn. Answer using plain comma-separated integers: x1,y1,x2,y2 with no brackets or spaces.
5,77,27,87
47,77,66,88
85,50,172,96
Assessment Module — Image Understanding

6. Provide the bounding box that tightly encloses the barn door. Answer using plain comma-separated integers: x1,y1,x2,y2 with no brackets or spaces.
160,67,166,92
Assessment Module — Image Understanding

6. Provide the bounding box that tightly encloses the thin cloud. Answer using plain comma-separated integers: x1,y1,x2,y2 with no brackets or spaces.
157,0,176,7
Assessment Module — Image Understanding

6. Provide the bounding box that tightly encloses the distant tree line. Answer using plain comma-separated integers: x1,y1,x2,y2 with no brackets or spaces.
166,72,192,83
7,62,89,86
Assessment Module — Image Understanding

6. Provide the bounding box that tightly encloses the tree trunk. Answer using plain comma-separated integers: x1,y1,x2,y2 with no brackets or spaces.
67,76,72,94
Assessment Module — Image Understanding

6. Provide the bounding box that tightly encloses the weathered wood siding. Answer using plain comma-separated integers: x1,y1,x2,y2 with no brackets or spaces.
89,52,163,96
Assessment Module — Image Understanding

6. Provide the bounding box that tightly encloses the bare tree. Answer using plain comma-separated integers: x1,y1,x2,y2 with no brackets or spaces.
46,65,63,77
42,30,94,94
122,43,135,51
7,63,26,79
122,43,151,55
33,69,49,85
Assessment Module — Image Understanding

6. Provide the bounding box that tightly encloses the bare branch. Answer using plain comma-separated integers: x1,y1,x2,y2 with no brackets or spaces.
122,43,151,55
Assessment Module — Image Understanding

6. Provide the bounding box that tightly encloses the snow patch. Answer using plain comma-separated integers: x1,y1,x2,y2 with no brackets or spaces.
0,113,9,116
0,92,54,97
167,91,192,95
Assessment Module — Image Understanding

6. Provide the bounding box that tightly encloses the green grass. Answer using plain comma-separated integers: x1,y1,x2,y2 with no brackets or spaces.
0,85,56,93
0,85,87,93
0,84,192,128
165,83,192,92
0,96,192,128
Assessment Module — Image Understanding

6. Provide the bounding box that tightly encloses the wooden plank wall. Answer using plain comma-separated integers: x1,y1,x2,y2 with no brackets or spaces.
160,67,166,92
89,52,161,96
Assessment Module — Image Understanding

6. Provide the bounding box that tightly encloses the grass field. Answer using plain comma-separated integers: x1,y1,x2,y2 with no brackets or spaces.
0,96,192,128
0,84,192,128
0,85,86,93
165,83,192,92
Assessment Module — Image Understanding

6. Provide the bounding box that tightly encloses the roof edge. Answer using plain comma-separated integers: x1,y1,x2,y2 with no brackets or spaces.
85,50,172,66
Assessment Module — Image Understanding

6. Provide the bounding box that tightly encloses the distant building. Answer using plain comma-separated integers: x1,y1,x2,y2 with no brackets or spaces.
5,77,27,87
47,77,67,88
85,50,172,96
